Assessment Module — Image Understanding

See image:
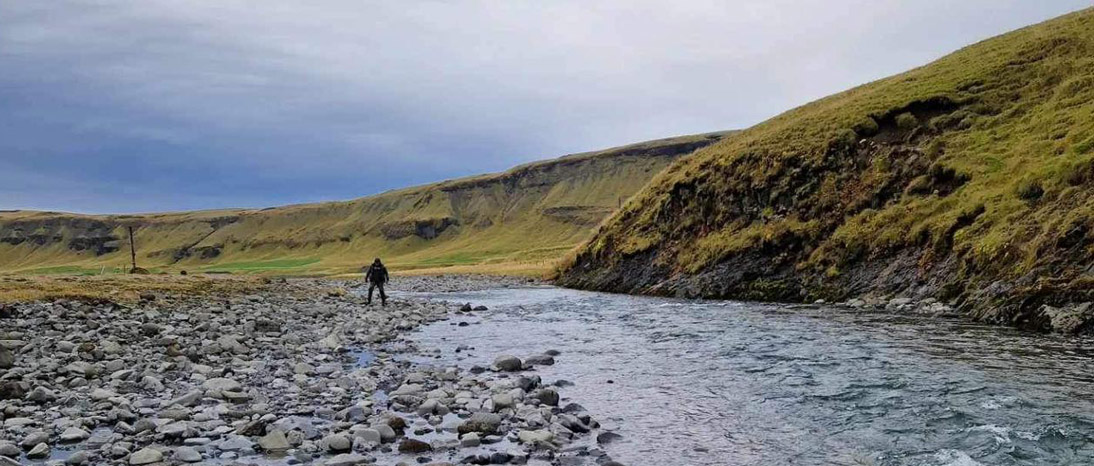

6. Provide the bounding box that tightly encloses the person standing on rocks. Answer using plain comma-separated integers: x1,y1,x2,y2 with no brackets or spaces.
364,257,389,306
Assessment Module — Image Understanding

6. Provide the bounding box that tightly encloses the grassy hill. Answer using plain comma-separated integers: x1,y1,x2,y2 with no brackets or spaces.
0,132,729,276
558,9,1094,332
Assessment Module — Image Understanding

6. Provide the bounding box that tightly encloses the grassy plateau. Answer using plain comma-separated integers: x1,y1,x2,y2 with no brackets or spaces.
0,132,729,278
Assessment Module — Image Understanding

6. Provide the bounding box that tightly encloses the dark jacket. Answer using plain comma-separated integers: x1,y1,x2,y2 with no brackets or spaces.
365,263,388,284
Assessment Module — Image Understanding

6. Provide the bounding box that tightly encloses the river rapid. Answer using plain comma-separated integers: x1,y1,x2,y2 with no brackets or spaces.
401,286,1094,466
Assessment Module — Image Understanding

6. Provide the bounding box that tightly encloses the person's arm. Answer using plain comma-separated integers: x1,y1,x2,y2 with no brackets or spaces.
383,267,390,283
365,267,373,281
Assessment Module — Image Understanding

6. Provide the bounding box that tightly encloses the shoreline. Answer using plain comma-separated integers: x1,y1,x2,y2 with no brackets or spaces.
0,277,616,466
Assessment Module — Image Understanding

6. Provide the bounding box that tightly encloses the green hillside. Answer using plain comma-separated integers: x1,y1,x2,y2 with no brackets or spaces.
559,9,1094,331
0,132,729,276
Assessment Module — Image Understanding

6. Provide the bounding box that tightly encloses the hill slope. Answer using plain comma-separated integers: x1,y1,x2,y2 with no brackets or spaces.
558,9,1094,332
0,132,729,276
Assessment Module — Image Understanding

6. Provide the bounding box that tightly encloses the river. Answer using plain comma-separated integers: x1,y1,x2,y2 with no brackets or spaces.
401,286,1094,466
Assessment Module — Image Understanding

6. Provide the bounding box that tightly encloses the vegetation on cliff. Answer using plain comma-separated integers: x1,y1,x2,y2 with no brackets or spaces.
559,9,1094,331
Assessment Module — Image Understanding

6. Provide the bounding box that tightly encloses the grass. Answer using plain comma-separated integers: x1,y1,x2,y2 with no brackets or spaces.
0,275,267,304
0,131,731,279
201,258,321,273
564,8,1094,306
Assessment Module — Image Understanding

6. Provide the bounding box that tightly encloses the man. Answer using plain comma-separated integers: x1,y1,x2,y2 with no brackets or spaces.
364,258,389,306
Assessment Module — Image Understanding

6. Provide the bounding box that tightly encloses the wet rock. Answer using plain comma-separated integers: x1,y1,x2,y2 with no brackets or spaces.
535,388,560,406
26,443,50,459
321,433,352,452
60,427,90,442
596,431,623,445
1038,302,1094,333
493,355,522,372
525,354,555,366
397,438,432,453
460,433,481,447
128,447,163,465
65,450,90,465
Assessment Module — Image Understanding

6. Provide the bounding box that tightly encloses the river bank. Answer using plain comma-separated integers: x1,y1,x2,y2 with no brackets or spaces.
0,277,615,465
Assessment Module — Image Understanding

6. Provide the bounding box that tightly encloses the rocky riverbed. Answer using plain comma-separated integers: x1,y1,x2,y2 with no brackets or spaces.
0,278,616,466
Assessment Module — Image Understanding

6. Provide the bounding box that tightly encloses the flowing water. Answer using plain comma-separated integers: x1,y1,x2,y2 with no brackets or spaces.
402,286,1094,466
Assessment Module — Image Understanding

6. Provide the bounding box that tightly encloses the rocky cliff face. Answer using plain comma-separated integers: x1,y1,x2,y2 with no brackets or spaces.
558,9,1094,333
0,132,728,275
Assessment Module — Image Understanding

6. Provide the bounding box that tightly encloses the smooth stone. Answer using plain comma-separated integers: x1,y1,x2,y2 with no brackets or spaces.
173,446,202,463
26,443,50,459
258,430,291,451
129,447,163,465
493,355,522,372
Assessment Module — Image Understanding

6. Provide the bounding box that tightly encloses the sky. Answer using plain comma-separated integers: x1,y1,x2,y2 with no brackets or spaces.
1,1,1090,214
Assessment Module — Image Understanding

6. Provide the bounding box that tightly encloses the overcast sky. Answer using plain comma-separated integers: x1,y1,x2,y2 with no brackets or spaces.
1,1,1089,213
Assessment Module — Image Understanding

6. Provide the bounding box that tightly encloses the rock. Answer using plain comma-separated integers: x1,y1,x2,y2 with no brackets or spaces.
60,427,90,442
373,424,396,442
0,381,26,400
398,438,432,454
887,297,914,309
321,434,352,452
217,435,254,451
258,430,291,451
535,388,560,406
26,443,49,459
460,433,481,447
0,348,12,369
128,447,163,465
173,446,202,463
458,413,502,435
164,390,203,407
26,386,56,403
493,355,522,372
596,431,623,444
101,340,123,354
459,303,473,312
90,388,116,401
1039,302,1094,333
0,442,18,457
517,429,554,445
202,377,242,392
491,393,515,411
355,428,382,445
20,431,49,449
525,354,555,366
65,450,90,465
324,453,368,466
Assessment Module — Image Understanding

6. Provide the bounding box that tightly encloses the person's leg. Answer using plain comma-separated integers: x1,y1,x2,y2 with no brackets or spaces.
379,282,387,306
367,282,375,304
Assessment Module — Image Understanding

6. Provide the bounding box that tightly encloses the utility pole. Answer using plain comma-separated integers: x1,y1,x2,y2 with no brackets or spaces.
128,226,138,272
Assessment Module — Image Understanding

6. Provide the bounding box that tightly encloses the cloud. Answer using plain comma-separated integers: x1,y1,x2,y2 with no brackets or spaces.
0,0,1088,213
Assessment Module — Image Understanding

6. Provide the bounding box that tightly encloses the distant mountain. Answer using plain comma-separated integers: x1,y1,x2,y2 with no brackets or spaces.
0,132,730,276
558,8,1094,332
